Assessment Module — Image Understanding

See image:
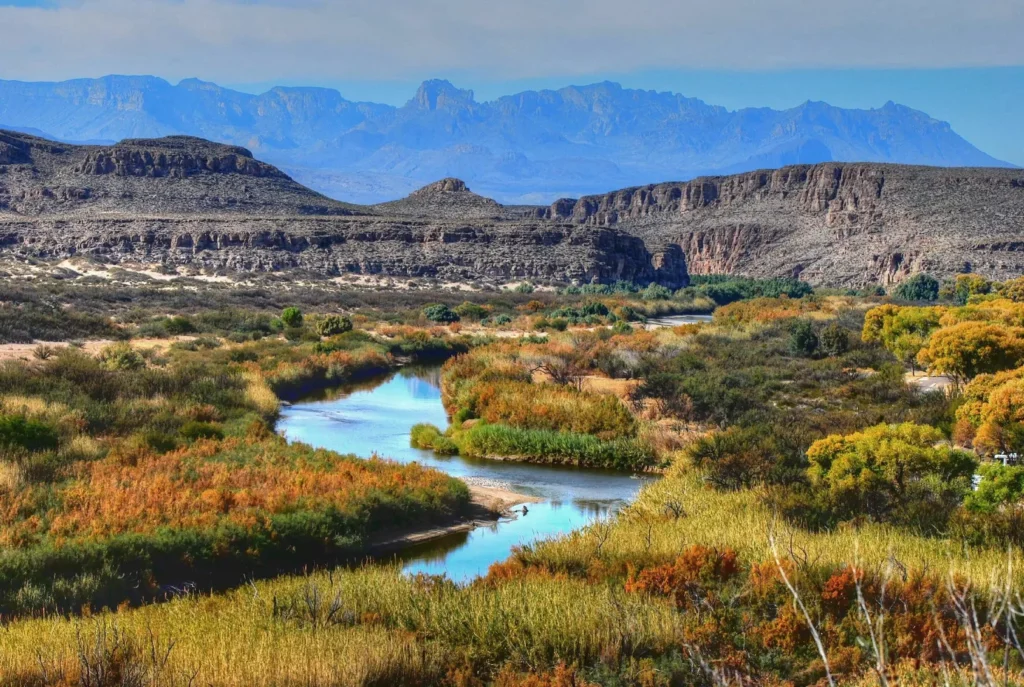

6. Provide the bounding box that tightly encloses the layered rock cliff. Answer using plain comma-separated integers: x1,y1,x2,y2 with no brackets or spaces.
547,164,1024,286
0,130,1021,288
0,131,682,286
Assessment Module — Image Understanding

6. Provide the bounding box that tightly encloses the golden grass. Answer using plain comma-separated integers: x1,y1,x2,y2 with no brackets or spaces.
0,566,682,686
0,394,85,433
526,459,1024,586
0,460,23,493
242,369,280,417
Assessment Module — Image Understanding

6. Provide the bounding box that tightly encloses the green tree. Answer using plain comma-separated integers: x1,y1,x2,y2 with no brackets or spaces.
1002,276,1024,303
807,422,976,526
953,274,992,305
891,332,926,374
893,273,940,302
316,315,353,337
281,307,303,328
861,305,942,371
964,464,1024,513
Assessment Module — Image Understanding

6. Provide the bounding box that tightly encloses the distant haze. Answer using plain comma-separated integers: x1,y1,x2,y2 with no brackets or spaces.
0,75,1014,204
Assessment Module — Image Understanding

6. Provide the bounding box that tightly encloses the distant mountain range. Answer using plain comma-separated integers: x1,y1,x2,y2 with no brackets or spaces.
0,75,1014,204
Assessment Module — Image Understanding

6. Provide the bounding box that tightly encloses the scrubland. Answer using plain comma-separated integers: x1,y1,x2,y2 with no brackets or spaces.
1,273,1024,685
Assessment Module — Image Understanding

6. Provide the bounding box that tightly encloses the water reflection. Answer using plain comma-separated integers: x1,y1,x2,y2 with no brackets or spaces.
278,366,656,582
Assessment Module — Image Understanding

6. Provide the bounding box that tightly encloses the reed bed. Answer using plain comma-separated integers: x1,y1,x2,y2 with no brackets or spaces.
0,566,682,686
523,461,1024,586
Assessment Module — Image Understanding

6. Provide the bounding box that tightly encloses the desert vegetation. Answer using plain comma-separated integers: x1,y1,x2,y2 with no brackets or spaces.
2,272,1024,685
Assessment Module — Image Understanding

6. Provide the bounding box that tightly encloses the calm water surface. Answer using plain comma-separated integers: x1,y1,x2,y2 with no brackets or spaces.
278,367,656,582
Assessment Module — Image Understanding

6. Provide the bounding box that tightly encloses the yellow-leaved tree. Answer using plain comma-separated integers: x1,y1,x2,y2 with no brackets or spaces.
956,367,1024,456
916,321,1024,385
806,422,976,527
861,304,944,373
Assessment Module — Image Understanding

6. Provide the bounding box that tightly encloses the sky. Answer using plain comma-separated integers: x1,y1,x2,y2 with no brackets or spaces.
0,0,1021,165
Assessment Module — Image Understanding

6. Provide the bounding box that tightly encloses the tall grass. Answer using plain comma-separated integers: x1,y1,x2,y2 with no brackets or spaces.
0,566,682,686
519,460,1024,585
459,423,657,471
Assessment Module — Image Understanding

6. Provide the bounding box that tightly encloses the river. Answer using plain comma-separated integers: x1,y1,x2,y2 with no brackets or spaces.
278,367,657,582
643,314,713,328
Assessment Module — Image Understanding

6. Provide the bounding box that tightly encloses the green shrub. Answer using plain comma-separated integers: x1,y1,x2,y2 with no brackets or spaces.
789,320,819,357
459,423,656,471
316,315,353,337
641,284,673,301
423,304,460,323
454,302,488,321
179,421,225,442
893,273,940,302
98,342,146,371
171,336,223,352
513,282,535,294
164,316,197,336
281,307,304,328
410,423,458,455
0,415,59,452
687,423,810,490
819,323,850,357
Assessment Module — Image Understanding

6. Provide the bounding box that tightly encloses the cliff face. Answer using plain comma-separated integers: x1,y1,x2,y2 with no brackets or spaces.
0,130,1021,288
0,131,685,287
77,137,288,179
547,164,1024,286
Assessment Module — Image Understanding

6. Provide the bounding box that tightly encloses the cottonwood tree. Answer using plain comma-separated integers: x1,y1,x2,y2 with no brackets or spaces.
917,321,1024,385
806,422,977,528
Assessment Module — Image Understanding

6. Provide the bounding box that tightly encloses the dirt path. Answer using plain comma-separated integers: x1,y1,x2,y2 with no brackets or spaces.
905,371,954,393
0,337,198,363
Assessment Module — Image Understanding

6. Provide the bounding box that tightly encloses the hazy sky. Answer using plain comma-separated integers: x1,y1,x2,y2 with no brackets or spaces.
0,0,1021,164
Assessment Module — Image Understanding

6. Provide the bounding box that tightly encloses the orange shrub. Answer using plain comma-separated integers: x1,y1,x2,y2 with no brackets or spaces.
0,436,465,546
715,296,838,325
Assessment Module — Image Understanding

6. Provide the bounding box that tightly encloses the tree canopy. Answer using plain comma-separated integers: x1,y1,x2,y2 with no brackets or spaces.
807,422,976,526
916,321,1024,383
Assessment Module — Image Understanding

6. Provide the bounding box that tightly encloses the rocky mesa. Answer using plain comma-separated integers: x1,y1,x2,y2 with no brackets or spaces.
0,131,681,287
0,129,1022,288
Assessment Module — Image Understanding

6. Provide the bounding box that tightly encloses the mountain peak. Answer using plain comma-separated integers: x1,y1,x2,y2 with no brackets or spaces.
414,177,471,194
410,79,475,111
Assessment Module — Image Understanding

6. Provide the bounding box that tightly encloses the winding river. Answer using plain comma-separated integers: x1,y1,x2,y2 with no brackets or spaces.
278,367,657,581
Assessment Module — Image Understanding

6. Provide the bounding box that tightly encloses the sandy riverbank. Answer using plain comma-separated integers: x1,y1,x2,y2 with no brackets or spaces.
371,483,540,552
468,483,542,512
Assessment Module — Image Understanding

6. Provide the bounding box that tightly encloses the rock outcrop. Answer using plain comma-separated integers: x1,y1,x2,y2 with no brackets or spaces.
77,137,288,179
550,164,1024,286
0,130,1021,288
0,131,683,286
